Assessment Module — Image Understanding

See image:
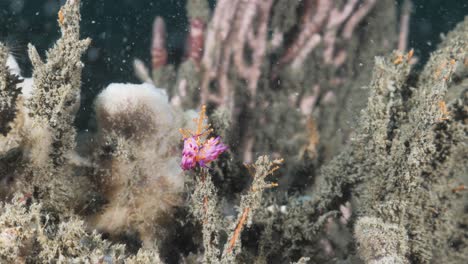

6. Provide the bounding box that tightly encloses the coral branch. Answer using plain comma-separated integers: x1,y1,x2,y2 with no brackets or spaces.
342,0,377,39
18,0,91,212
200,0,240,106
133,58,153,84
185,0,210,65
192,169,223,263
398,0,412,51
151,17,168,69
186,18,206,65
27,0,90,166
201,0,273,107
227,207,250,253
323,0,359,65
279,0,332,66
278,0,376,69
221,156,282,260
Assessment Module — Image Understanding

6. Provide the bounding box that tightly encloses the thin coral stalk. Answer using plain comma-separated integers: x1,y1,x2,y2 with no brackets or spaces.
227,207,250,253
221,156,282,260
278,0,332,67
186,18,206,65
342,0,377,39
201,0,272,108
398,0,412,51
323,0,359,65
200,0,240,106
151,17,168,70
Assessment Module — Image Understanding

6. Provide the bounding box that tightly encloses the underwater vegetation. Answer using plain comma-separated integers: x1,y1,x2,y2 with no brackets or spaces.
0,0,467,263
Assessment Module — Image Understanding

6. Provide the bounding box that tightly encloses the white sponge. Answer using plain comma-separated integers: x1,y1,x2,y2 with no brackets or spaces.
94,83,177,141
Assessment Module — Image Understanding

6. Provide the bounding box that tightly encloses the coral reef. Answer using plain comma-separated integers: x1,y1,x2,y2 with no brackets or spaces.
0,0,466,263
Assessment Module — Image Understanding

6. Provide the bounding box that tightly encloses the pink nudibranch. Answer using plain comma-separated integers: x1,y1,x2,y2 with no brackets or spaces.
181,136,228,170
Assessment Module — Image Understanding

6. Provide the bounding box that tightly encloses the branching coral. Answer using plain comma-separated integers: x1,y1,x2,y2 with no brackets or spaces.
307,17,468,263
243,16,467,264
27,0,90,167
135,0,398,168
0,0,93,215
190,156,282,263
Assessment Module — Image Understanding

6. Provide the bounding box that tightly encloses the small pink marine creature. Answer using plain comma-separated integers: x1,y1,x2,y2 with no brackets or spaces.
180,105,228,170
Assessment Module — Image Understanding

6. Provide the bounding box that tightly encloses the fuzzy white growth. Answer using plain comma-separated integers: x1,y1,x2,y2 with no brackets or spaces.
95,83,175,142
6,55,20,76
91,83,191,246
95,83,169,114
18,78,33,99
5,55,33,99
